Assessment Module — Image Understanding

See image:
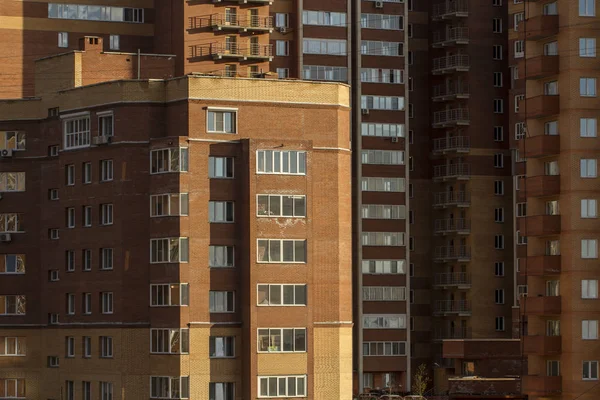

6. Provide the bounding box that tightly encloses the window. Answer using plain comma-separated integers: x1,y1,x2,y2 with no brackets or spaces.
58,31,68,47
362,205,406,219
257,239,306,263
544,80,558,95
583,361,599,380
361,41,403,56
48,4,144,22
361,150,405,165
66,164,75,185
1,254,25,274
408,23,413,37
517,203,527,217
210,336,235,358
209,291,235,313
83,249,92,271
361,123,405,137
0,131,26,151
580,0,596,16
67,293,75,314
361,177,405,192
257,284,307,306
150,284,189,306
582,199,597,218
275,13,288,27
361,232,405,246
66,208,75,228
83,336,91,358
303,65,348,81
494,180,504,195
495,235,504,249
583,320,599,339
83,381,91,400
580,38,596,57
150,328,190,354
257,195,306,217
302,38,345,56
109,35,120,50
209,246,234,268
514,40,524,58
493,45,503,60
362,314,406,329
514,95,525,113
583,239,599,259
100,336,113,358
207,109,237,134
83,293,92,314
362,259,405,274
361,14,403,30
65,336,75,358
582,280,599,299
101,292,113,314
363,341,406,356
517,231,528,245
150,238,189,263
495,289,505,304
83,206,92,226
495,262,505,277
276,40,290,56
150,194,189,217
515,122,526,140
363,373,374,388
209,157,234,178
581,118,597,137
361,95,405,110
545,161,559,175
543,1,558,14
150,148,189,174
362,287,406,301
209,383,234,400
258,375,306,398
100,159,113,181
493,72,503,87
100,204,113,225
66,380,74,400
209,201,234,223
0,172,25,192
0,213,23,233
495,208,504,222
302,10,347,26
495,316,505,331
544,41,558,56
408,51,413,65
0,336,26,356
492,18,502,33
493,99,504,113
257,328,306,352
100,382,113,400
513,12,524,30
581,159,597,177
276,68,289,79
494,154,504,168
581,78,597,97
101,248,113,270
63,115,90,149
49,188,59,200
361,68,404,84
256,150,306,175
49,145,59,156
150,377,191,399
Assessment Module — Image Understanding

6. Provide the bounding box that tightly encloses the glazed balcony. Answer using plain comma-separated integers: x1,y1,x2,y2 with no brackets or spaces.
523,335,562,356
434,218,471,235
519,255,561,276
433,191,470,208
522,376,562,397
432,27,469,47
432,0,468,20
432,136,470,154
522,296,561,316
433,163,470,181
433,109,470,127
520,95,560,119
526,175,560,197
518,134,560,158
433,300,471,316
434,246,471,262
518,55,559,80
520,15,559,41
434,326,471,341
195,14,274,33
432,55,470,75
432,82,470,102
520,215,561,236
434,272,471,289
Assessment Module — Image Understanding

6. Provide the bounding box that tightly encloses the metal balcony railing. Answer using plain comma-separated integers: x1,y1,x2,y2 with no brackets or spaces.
432,54,470,74
432,27,469,46
434,326,471,340
432,136,470,152
189,42,272,59
192,14,273,30
434,300,471,314
434,246,471,261
433,191,471,207
433,108,470,126
434,218,471,233
434,272,471,287
432,82,470,100
247,43,273,58
432,0,469,19
433,163,471,179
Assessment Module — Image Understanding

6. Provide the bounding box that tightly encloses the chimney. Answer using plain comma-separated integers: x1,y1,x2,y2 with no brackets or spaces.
79,36,103,52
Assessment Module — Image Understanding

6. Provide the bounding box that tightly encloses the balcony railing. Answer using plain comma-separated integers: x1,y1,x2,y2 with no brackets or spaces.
213,0,273,5
189,14,273,31
434,272,471,288
433,191,470,208
434,326,471,340
189,42,273,60
434,246,471,261
247,43,273,59
432,55,470,74
432,136,470,153
432,82,470,101
523,335,562,356
432,108,470,127
432,27,469,47
432,0,468,20
522,376,562,396
434,300,471,315
433,163,471,180
434,218,471,234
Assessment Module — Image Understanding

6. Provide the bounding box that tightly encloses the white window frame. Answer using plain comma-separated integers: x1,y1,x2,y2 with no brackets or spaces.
580,37,596,57
582,239,598,259
209,156,234,179
101,159,114,181
258,375,307,398
109,35,120,51
257,195,306,218
362,314,406,329
150,148,189,174
581,77,597,97
581,118,598,137
209,201,235,223
101,248,113,270
63,114,90,150
101,292,113,314
100,336,113,358
150,328,190,354
581,159,598,178
150,283,189,307
209,336,235,358
582,279,598,299
583,320,599,340
209,245,235,268
257,284,307,306
257,328,307,353
209,291,235,313
150,193,189,217
582,199,597,218
150,237,189,263
580,0,596,16
101,203,113,225
256,239,306,263
583,361,599,380
58,31,68,48
256,150,307,175
207,108,237,134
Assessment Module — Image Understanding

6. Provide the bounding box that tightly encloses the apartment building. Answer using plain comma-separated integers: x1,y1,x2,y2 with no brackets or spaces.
514,0,600,399
0,38,352,400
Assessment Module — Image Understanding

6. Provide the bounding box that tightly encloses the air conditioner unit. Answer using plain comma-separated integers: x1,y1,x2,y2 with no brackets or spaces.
0,149,13,158
361,108,369,115
278,27,288,34
375,0,384,8
391,137,399,143
0,233,12,243
92,136,112,145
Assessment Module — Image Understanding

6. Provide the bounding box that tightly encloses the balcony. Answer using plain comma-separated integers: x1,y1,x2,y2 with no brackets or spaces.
518,55,559,80
433,300,471,316
433,163,470,181
432,136,470,154
520,215,561,236
520,95,560,119
432,27,469,47
432,55,470,75
432,109,470,127
434,326,471,340
522,376,562,397
522,296,561,316
432,82,470,102
519,255,561,276
526,175,560,197
433,191,470,208
523,335,562,356
434,272,471,289
189,43,273,61
434,246,471,262
199,14,273,32
434,219,470,235
432,0,468,20
518,134,560,158
520,15,559,41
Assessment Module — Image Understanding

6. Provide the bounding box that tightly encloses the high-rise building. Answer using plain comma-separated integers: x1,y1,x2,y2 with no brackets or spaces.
0,38,352,399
